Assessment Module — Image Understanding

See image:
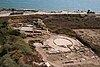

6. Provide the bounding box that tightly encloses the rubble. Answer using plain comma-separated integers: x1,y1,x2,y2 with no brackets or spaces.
11,19,100,67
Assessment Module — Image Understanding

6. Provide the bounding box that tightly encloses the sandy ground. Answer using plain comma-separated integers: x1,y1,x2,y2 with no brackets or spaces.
0,13,11,17
34,34,100,67
0,11,87,17
73,29,100,47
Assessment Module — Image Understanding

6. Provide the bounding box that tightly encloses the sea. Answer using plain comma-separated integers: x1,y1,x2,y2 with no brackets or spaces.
0,0,100,11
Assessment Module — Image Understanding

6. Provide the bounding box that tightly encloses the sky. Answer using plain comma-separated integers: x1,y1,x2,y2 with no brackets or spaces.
0,0,100,11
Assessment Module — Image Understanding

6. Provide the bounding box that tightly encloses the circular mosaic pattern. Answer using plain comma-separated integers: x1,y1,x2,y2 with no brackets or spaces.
54,38,73,46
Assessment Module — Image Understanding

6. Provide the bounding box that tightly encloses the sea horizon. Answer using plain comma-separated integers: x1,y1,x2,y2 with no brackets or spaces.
0,0,100,12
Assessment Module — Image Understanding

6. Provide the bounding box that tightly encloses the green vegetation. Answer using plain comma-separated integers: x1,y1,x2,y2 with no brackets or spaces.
0,55,19,67
0,14,100,63
9,30,21,36
0,22,37,67
0,33,4,45
17,44,32,55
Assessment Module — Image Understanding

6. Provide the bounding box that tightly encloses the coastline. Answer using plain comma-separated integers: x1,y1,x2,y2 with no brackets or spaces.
0,8,100,17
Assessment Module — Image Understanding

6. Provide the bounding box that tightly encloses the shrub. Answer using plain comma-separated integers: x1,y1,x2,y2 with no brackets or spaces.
19,33,26,39
0,46,7,57
2,58,19,67
0,22,8,28
0,45,4,55
53,28,76,37
0,55,19,67
17,44,33,55
0,33,4,45
9,30,21,36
